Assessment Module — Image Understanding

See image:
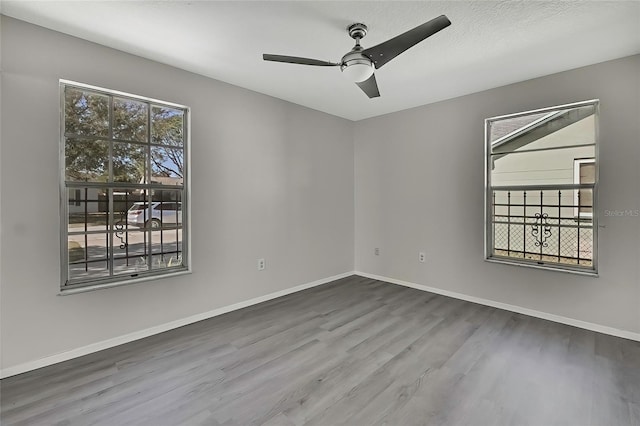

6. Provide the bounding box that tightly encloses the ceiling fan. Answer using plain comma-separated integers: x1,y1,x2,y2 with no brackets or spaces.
263,15,451,98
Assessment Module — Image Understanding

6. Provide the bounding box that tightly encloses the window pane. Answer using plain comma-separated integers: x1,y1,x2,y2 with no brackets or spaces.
67,187,109,234
151,146,184,184
490,104,596,153
151,229,183,256
113,98,148,142
114,230,148,256
113,142,147,183
579,163,595,184
68,233,110,282
491,188,593,266
125,202,150,228
64,88,109,137
151,254,183,270
158,202,176,210
491,145,595,187
152,106,184,147
146,205,182,229
62,83,188,288
65,138,109,182
149,190,182,229
487,101,597,272
113,257,149,275
114,188,149,228
113,230,149,275
578,188,593,214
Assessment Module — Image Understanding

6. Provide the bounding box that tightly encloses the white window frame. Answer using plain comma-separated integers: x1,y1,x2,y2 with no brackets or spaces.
484,99,599,276
573,158,595,219
59,80,191,294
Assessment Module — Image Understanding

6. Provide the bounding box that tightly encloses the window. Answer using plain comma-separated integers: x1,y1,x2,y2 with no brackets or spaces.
574,158,595,218
485,100,599,275
61,81,190,292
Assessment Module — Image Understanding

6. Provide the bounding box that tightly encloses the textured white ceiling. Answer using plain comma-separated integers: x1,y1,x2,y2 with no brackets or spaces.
3,1,639,121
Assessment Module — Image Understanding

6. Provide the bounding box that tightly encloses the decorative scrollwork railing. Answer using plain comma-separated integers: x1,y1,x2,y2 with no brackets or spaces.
531,212,552,248
114,211,128,249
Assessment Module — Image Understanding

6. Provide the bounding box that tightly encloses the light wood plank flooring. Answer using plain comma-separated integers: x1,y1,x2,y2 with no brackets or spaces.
2,275,639,425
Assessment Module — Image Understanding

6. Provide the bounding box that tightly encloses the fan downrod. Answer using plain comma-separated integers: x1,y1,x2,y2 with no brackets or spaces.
348,23,368,40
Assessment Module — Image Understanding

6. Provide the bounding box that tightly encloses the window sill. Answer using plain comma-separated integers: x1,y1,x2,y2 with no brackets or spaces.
59,268,192,295
485,256,598,277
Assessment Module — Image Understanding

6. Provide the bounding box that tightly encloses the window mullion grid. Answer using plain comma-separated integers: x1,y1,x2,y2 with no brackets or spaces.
176,190,181,263
124,190,130,267
147,101,153,272
507,191,511,257
108,95,115,277
490,184,596,266
60,84,68,286
539,190,543,261
160,190,164,264
523,191,527,257
492,191,496,257
491,183,593,191
558,190,562,264
61,82,189,289
485,100,598,274
490,142,596,157
577,190,581,265
181,111,188,268
84,187,89,273
65,181,183,191
64,132,180,150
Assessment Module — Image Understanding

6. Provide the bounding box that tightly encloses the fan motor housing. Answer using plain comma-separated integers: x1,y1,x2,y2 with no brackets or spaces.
341,51,372,70
340,51,374,82
342,23,373,79
348,23,368,40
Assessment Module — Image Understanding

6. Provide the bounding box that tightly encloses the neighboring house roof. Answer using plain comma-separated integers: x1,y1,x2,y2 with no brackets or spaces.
490,112,549,142
491,105,594,155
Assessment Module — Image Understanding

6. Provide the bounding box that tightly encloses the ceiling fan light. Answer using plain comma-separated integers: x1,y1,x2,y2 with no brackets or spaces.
341,61,374,83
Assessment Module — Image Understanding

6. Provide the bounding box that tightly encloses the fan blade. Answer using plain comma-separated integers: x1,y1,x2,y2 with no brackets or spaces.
263,54,340,67
356,73,380,98
362,15,451,69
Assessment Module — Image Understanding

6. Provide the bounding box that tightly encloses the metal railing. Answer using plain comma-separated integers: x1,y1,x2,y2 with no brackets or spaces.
66,187,183,283
490,185,594,267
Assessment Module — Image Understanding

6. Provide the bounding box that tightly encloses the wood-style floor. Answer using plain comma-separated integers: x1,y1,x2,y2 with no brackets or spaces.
2,275,639,426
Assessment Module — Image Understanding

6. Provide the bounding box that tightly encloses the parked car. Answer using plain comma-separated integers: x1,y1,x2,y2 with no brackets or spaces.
127,202,182,229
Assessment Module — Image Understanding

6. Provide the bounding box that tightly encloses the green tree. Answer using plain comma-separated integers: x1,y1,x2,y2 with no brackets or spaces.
112,98,147,183
151,107,184,178
64,90,184,183
64,88,109,137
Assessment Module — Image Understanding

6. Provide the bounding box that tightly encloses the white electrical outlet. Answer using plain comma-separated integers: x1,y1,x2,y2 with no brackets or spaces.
258,258,266,270
419,252,426,263
374,248,380,256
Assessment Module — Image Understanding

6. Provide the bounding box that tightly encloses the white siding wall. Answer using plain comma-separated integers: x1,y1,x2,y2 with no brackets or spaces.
491,115,595,187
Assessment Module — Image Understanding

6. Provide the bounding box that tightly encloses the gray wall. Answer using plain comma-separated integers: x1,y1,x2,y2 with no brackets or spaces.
2,15,639,373
0,17,354,371
355,55,640,334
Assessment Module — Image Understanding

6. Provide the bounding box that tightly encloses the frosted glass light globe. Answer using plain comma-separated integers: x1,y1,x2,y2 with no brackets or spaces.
341,61,374,83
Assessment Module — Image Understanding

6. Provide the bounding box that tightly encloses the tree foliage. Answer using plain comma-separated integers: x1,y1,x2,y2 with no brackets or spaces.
64,88,109,137
64,89,184,183
151,107,184,178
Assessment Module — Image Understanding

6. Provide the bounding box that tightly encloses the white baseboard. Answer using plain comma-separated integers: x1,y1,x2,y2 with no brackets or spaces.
0,271,355,379
355,271,640,343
